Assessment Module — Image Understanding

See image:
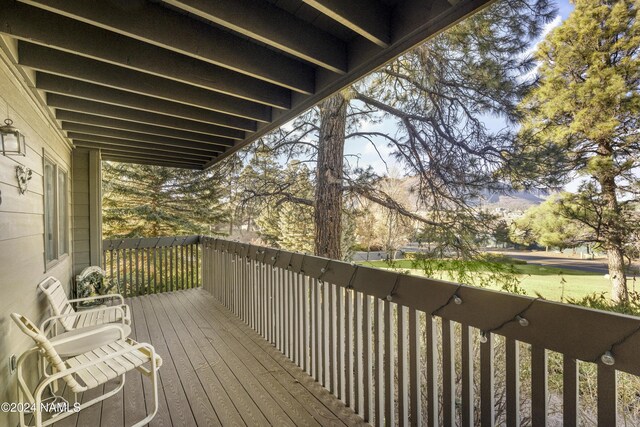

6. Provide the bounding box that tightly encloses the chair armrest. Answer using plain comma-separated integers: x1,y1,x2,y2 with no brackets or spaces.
35,341,159,394
40,305,127,331
49,323,127,346
68,294,125,305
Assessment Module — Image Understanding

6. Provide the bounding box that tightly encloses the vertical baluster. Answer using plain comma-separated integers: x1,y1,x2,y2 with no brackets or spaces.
328,283,335,394
263,261,268,338
277,267,283,350
302,275,309,374
271,264,276,345
337,285,343,400
313,277,319,381
598,363,617,426
116,249,121,296
240,256,245,321
260,261,265,338
363,295,372,423
426,315,439,427
346,288,354,408
531,346,547,427
169,246,174,292
250,260,263,334
109,249,114,283
409,309,421,427
282,268,287,353
269,263,274,343
245,255,248,321
322,281,330,388
296,272,302,368
375,298,384,427
315,279,322,382
289,269,294,360
195,243,200,287
146,247,151,293
139,247,144,294
156,247,161,293
481,332,495,427
181,243,185,290
128,247,133,296
166,246,170,294
461,325,474,427
355,292,363,414
123,249,128,297
383,300,394,427
285,269,291,358
398,305,409,426
252,259,257,330
191,244,195,288
185,244,190,290
506,338,520,427
244,257,248,323
293,272,302,368
442,320,455,427
135,246,140,296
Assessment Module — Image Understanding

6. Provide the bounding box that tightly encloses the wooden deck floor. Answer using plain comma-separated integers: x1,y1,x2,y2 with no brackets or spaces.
53,288,367,427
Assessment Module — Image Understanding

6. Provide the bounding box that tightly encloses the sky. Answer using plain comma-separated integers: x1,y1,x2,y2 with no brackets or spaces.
342,0,576,181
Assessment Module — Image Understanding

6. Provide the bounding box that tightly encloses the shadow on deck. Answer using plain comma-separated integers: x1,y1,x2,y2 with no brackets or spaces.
54,288,366,426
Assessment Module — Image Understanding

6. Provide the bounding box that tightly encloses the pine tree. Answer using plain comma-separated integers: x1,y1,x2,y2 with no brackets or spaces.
511,195,590,250
516,0,640,301
102,162,229,238
253,0,555,261
253,161,316,252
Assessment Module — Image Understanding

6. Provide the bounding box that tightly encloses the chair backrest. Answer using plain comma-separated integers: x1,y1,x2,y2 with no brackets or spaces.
38,277,76,331
10,313,84,393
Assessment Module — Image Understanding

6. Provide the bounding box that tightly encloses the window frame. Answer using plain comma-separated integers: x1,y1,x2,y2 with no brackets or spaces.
43,155,69,270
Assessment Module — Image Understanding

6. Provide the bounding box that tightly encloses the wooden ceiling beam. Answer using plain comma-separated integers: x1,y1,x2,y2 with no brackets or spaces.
47,94,245,139
302,0,391,47
101,153,206,170
18,0,316,93
211,0,495,168
19,42,273,122
0,0,291,109
73,139,217,158
57,110,237,146
164,0,347,73
63,124,232,149
37,74,257,132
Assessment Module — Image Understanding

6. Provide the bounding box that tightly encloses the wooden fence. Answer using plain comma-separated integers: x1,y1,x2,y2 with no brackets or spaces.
201,236,640,427
102,235,200,297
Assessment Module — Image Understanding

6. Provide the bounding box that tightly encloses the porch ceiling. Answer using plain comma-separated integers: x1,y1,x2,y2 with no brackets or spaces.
0,0,493,169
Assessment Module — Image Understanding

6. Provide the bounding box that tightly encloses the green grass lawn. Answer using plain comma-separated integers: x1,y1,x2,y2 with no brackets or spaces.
358,259,611,302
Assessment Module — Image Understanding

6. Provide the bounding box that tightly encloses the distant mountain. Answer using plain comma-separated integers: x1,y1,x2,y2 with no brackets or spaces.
479,188,556,211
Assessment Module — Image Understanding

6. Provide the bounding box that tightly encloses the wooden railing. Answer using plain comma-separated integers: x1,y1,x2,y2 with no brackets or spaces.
102,236,201,297
201,236,640,427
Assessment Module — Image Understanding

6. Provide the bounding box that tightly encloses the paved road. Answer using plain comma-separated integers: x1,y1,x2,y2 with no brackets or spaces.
493,251,610,274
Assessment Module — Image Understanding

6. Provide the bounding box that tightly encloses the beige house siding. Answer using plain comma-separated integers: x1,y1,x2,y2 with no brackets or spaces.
72,148,102,277
0,41,73,426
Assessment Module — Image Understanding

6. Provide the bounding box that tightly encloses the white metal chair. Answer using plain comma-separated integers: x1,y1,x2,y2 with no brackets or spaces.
38,276,130,334
11,312,162,427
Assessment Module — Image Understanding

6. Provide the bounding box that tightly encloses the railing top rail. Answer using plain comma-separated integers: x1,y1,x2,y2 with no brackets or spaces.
103,235,200,250
201,236,640,377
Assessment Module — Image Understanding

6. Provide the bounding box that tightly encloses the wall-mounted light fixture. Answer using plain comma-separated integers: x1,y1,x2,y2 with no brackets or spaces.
1,118,27,156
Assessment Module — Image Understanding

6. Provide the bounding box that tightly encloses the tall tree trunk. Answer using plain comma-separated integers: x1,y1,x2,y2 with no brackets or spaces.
315,93,347,259
598,144,628,303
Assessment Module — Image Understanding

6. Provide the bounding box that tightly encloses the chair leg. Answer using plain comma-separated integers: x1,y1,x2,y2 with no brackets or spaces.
18,388,27,427
131,360,159,427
